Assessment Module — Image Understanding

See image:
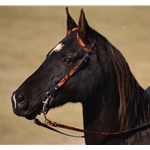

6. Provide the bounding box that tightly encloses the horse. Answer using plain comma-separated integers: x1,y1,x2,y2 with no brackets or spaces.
11,7,150,144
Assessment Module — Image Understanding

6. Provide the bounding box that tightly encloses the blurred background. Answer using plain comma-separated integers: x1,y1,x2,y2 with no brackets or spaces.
0,6,150,145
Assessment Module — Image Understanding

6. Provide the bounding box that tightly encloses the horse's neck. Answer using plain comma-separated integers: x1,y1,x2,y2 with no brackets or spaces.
81,83,150,144
82,82,122,144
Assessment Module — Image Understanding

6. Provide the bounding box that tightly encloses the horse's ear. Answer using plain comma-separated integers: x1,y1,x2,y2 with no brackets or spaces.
78,9,93,44
66,7,78,31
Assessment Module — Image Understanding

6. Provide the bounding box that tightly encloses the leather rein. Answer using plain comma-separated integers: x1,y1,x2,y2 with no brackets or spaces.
34,27,150,138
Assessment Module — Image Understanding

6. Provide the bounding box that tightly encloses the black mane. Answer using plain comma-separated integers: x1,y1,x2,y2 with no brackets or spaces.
101,31,150,129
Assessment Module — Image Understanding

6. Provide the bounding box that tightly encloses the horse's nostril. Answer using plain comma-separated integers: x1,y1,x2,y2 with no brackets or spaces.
17,93,25,103
15,93,28,109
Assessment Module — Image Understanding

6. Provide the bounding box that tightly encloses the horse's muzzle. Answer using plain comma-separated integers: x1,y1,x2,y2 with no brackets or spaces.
11,92,44,120
11,92,29,117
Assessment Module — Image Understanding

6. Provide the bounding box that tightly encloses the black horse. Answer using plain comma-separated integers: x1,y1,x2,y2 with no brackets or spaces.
11,8,150,144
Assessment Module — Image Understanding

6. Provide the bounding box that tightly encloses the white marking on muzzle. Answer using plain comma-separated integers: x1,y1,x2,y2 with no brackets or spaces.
12,94,17,109
48,43,64,56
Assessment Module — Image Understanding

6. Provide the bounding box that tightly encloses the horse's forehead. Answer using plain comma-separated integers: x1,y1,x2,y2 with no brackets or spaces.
48,42,64,56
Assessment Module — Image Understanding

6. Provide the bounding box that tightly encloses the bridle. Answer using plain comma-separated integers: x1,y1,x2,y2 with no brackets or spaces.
42,27,96,117
34,27,150,138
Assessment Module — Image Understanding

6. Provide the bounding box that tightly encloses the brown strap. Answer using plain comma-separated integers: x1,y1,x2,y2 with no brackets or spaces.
57,59,83,87
66,27,79,35
34,118,84,138
34,118,150,137
76,33,97,52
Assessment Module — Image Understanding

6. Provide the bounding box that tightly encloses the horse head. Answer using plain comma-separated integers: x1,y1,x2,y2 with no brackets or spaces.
11,8,101,120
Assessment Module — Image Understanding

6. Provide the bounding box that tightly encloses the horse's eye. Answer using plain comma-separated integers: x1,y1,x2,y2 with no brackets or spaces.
63,58,73,65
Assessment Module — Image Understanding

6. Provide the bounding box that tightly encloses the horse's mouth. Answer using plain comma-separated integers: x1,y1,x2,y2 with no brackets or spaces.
13,105,45,121
25,104,43,120
25,109,40,120
26,98,54,120
13,96,54,120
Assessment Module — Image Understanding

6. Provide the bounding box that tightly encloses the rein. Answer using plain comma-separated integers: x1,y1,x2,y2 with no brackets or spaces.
33,27,150,138
34,118,150,138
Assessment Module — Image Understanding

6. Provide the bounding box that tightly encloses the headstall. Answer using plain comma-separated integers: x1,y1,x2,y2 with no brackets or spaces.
42,27,96,118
